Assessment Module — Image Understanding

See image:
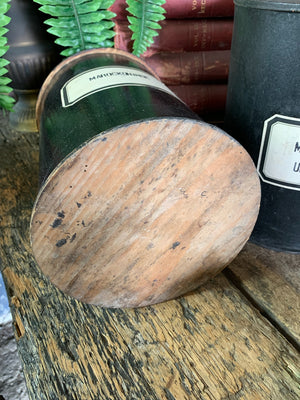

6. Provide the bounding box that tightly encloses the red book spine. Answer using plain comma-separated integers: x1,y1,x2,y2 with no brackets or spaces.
143,51,230,85
169,84,227,114
109,0,128,19
114,19,234,54
163,0,234,18
109,0,235,19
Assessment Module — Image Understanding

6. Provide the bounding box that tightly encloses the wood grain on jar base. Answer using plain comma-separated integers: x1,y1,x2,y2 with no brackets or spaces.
30,117,261,308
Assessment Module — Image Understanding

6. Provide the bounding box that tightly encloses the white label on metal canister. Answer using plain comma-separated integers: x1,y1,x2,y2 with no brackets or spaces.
60,66,178,107
257,114,300,191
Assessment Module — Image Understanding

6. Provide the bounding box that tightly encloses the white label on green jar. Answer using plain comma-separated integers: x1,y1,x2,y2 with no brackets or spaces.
60,66,179,107
257,114,300,191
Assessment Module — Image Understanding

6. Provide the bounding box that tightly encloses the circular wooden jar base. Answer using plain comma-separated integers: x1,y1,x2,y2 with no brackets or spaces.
31,118,260,308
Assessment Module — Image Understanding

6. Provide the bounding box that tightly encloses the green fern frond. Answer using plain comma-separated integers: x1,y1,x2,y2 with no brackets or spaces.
33,0,116,57
0,0,15,111
126,0,166,57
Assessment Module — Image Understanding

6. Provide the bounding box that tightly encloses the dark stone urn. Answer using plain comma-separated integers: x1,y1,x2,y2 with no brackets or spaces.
5,0,62,132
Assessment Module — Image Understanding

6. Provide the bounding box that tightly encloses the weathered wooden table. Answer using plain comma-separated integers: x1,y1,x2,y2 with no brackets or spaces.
0,112,299,399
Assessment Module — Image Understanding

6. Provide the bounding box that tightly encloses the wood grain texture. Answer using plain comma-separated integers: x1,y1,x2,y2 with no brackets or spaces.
0,113,299,400
31,118,260,307
226,242,300,347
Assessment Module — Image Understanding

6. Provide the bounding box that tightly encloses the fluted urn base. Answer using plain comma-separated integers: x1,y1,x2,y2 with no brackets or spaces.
9,90,38,132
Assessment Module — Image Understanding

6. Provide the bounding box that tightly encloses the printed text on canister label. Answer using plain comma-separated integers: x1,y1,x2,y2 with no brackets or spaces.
60,66,178,107
257,114,300,191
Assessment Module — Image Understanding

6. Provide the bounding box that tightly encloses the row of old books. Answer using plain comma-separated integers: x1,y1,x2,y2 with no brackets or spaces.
110,0,235,122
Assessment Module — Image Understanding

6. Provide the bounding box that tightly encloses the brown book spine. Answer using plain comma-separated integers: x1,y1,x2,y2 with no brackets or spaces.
143,50,230,85
169,84,227,114
109,0,235,19
114,19,234,54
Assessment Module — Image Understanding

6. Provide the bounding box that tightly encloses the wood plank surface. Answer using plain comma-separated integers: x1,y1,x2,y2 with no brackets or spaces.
0,113,299,400
226,242,300,348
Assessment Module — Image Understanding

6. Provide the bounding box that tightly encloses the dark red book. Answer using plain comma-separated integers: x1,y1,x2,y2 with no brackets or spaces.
109,0,234,19
170,84,227,114
163,0,234,18
142,50,230,85
114,18,233,55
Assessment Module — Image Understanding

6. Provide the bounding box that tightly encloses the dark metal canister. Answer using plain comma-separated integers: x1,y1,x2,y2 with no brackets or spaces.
35,48,197,184
30,48,261,308
225,0,300,252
